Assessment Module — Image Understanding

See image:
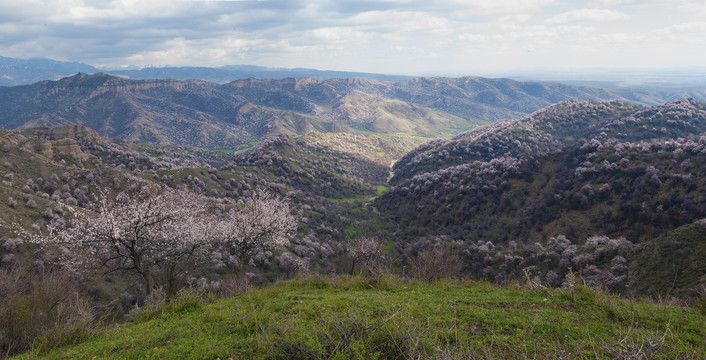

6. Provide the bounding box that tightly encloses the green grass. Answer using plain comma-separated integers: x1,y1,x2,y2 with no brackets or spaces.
324,184,388,206
16,276,705,359
374,184,389,196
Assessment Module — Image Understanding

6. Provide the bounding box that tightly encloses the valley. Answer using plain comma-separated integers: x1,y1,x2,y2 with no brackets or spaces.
1,74,705,359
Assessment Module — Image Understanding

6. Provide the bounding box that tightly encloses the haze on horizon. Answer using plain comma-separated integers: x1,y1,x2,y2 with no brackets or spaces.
1,0,705,77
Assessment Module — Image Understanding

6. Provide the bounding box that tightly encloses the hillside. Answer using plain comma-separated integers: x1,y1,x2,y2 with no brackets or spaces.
382,99,706,233
15,276,706,359
630,221,706,298
4,95,706,298
374,99,706,295
0,125,409,280
3,107,706,359
3,74,706,148
4,96,706,297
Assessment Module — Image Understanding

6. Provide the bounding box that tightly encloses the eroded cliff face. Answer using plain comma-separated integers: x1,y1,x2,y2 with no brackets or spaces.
23,124,101,141
21,125,97,160
43,73,209,97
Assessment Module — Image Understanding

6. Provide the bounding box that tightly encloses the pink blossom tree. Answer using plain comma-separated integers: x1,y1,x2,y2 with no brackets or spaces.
214,190,297,267
349,237,387,276
51,188,214,294
10,188,297,295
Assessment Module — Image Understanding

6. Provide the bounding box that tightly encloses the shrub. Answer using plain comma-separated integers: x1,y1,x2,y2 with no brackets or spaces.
0,266,95,358
408,246,463,282
25,198,36,209
350,237,388,276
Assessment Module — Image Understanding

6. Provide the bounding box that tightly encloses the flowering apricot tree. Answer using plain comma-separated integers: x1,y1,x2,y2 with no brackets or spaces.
349,237,387,275
52,188,214,294
214,190,297,265
16,187,296,295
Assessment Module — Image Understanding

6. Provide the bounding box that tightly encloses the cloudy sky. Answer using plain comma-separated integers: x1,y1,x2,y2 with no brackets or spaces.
1,0,705,75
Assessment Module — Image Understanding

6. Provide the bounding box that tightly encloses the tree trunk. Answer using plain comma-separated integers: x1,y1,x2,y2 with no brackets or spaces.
143,272,155,295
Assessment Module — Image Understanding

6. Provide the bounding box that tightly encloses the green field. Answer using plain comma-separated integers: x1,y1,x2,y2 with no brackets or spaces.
17,276,705,359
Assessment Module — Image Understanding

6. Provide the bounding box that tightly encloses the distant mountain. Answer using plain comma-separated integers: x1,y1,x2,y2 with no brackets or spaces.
498,68,706,90
0,56,99,86
4,72,705,148
0,56,412,85
108,65,413,83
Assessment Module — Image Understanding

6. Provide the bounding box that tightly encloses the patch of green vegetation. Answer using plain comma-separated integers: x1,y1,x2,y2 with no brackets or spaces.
19,276,705,359
156,168,182,176
374,184,388,196
325,195,362,205
212,141,259,154
629,221,706,298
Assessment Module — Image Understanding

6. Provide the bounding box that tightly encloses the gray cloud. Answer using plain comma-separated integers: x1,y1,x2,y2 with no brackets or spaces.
0,0,704,74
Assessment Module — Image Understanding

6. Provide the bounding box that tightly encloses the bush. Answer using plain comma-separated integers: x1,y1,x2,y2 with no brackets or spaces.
0,266,95,358
350,237,389,276
407,246,463,282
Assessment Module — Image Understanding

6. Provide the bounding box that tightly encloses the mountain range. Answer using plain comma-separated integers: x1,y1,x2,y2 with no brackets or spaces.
2,72,706,148
0,56,410,86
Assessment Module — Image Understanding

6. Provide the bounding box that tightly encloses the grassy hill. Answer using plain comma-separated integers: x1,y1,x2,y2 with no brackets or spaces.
15,276,706,359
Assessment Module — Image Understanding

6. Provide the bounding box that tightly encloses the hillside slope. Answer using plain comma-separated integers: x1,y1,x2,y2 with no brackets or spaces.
380,99,706,239
0,125,413,278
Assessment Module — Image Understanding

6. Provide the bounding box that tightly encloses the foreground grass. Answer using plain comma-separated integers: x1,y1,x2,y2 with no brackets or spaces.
17,276,706,359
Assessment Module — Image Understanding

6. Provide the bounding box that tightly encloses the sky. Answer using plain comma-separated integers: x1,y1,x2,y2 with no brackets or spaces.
1,0,705,75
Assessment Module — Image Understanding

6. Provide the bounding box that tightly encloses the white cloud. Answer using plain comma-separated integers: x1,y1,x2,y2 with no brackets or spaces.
445,0,557,15
679,2,706,16
351,11,454,35
595,0,636,5
122,35,267,67
311,27,371,43
546,8,630,24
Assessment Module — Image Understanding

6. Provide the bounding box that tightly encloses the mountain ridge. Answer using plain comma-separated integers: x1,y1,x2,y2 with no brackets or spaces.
3,72,706,149
0,56,413,86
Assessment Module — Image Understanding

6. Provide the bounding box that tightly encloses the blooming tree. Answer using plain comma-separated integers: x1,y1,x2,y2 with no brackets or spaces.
12,187,297,295
53,188,214,294
214,190,297,266
349,237,387,276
